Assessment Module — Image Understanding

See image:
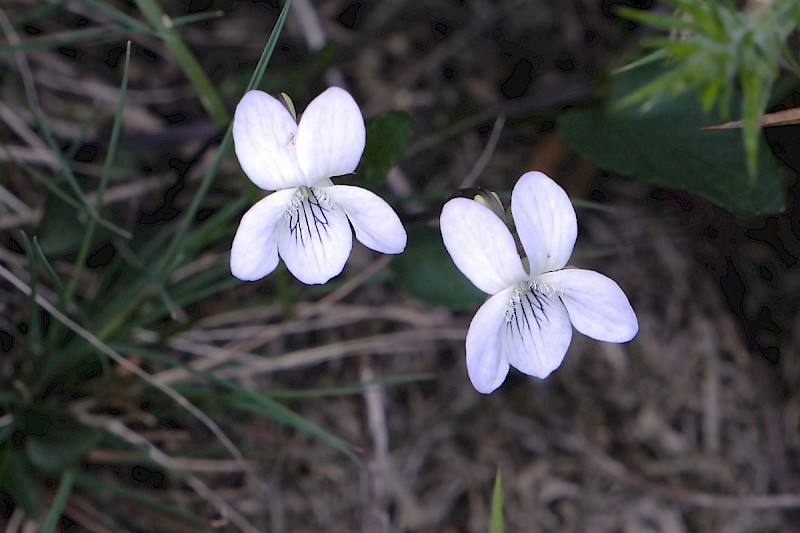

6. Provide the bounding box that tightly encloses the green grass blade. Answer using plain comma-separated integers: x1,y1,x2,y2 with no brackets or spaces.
7,0,68,28
109,344,360,463
64,41,132,305
245,0,295,92
171,10,225,27
612,49,668,75
490,467,504,533
74,471,202,526
230,390,359,464
0,28,131,55
615,6,699,32
31,237,65,305
79,0,154,34
40,468,76,533
21,232,43,358
134,0,228,126
0,148,130,238
157,0,294,280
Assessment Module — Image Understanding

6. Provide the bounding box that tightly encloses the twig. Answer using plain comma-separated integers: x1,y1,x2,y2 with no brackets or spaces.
360,356,390,532
216,327,467,379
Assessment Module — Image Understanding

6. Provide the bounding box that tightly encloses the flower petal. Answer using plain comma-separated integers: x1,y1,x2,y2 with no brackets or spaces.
295,87,366,185
231,188,297,281
277,187,353,284
538,269,638,343
440,198,527,295
511,171,577,276
326,185,406,254
232,90,305,190
501,287,573,378
465,289,513,394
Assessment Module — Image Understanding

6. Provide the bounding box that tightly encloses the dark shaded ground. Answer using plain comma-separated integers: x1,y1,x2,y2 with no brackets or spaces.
2,0,800,531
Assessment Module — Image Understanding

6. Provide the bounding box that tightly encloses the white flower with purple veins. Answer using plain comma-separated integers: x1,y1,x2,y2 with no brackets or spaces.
440,171,638,394
230,87,407,284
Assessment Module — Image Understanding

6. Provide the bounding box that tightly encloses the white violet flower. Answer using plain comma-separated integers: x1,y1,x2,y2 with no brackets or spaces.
440,171,638,394
230,87,407,284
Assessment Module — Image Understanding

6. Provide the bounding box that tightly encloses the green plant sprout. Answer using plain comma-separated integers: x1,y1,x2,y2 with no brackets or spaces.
617,0,800,178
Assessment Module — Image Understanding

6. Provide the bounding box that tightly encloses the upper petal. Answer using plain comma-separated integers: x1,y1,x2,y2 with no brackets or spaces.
538,269,638,343
465,289,513,394
233,90,306,190
326,185,406,254
502,287,573,378
277,187,353,284
231,188,297,281
511,171,577,276
440,198,527,295
295,87,366,185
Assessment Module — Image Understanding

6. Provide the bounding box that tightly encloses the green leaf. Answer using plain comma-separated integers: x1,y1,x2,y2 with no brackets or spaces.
391,226,486,310
558,65,785,214
3,450,42,517
23,409,102,473
359,110,413,189
490,467,504,533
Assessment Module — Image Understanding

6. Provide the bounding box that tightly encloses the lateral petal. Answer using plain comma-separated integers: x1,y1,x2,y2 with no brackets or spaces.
440,198,527,295
502,288,573,379
277,188,353,284
326,185,406,254
232,90,306,190
511,171,577,276
465,290,513,394
538,269,638,343
230,188,297,281
295,87,366,185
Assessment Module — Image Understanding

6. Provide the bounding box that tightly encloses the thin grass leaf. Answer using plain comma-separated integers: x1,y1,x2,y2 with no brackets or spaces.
8,0,68,28
491,468,504,533
158,0,294,281
21,232,43,358
613,66,688,111
74,471,202,525
171,10,225,27
134,0,228,126
21,86,132,241
0,264,248,473
613,49,668,75
570,198,614,211
79,0,154,34
110,344,360,463
230,390,360,463
65,41,131,305
616,6,699,32
31,235,64,306
742,74,767,179
245,0,295,93
40,468,76,533
0,149,130,238
0,28,131,55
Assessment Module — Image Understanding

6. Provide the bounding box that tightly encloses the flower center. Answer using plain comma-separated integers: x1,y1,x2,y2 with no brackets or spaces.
284,186,335,246
504,278,560,334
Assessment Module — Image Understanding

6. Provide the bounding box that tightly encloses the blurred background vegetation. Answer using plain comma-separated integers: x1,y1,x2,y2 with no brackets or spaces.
2,0,800,531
